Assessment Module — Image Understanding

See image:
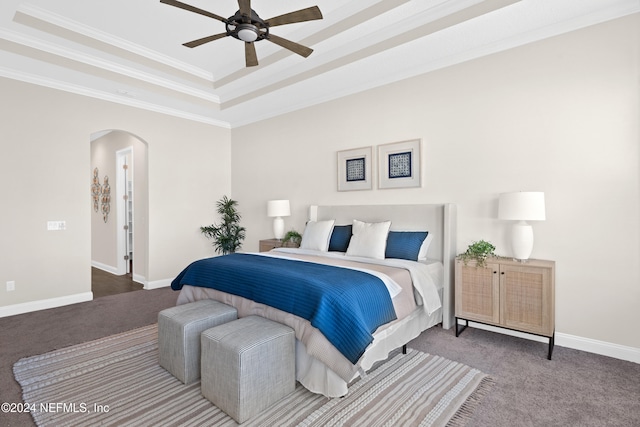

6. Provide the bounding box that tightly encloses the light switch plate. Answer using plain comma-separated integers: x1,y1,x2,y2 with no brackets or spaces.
47,221,66,231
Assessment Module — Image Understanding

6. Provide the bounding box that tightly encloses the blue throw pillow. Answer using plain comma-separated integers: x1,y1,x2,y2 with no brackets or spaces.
328,225,352,252
385,231,429,261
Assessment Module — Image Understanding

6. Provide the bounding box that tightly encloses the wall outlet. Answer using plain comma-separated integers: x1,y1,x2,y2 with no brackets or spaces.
6,281,15,292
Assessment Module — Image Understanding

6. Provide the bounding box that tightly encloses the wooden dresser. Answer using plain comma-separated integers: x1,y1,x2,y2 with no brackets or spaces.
454,257,555,359
258,239,299,252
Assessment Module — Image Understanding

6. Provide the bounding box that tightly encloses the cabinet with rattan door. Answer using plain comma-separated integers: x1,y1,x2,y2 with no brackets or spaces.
454,257,555,359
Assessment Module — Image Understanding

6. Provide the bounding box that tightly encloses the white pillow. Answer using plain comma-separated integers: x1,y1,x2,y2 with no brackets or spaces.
418,233,433,261
346,219,391,259
300,220,335,251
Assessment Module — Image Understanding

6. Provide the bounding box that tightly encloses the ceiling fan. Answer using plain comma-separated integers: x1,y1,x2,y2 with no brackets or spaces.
160,0,323,67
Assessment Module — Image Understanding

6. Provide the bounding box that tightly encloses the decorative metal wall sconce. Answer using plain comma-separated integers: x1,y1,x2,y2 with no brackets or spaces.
91,168,111,222
101,175,111,223
91,168,101,212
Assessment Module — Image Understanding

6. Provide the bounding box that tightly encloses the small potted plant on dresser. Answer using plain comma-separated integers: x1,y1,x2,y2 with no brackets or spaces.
457,240,496,267
259,230,301,252
281,230,302,248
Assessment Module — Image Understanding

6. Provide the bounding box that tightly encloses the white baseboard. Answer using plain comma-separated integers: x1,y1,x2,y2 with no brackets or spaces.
556,332,640,364
93,262,149,286
0,292,94,318
458,320,640,364
132,273,147,286
91,261,118,275
145,278,172,290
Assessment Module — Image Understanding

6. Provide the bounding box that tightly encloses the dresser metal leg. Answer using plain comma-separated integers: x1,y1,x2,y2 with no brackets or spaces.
548,331,555,360
455,317,468,337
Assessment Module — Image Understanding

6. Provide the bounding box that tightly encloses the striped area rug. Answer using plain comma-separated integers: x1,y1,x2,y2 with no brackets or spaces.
14,324,493,426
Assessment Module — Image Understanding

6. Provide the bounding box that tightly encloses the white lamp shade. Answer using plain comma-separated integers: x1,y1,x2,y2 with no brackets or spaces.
267,200,290,217
498,192,545,221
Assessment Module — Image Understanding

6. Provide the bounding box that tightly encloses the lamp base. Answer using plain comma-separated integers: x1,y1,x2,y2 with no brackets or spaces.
511,221,534,260
273,217,284,240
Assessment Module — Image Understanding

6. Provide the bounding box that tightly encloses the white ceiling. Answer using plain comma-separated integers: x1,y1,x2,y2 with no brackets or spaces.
1,0,637,128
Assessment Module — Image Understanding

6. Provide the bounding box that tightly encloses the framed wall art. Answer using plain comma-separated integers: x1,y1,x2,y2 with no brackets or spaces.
378,139,421,189
337,146,372,191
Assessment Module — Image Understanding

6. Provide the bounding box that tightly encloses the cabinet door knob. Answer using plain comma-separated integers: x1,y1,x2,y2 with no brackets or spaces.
501,272,505,275
493,271,497,274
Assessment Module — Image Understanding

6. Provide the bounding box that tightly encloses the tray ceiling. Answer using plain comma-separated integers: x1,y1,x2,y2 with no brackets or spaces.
0,0,637,128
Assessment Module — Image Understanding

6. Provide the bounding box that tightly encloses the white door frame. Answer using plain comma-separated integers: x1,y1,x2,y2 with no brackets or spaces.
115,147,133,275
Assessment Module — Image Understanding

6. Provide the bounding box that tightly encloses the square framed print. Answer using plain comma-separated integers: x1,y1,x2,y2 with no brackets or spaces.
337,146,372,191
378,139,421,189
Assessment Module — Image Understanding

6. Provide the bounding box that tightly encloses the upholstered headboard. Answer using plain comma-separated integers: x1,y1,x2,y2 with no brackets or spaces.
310,204,457,329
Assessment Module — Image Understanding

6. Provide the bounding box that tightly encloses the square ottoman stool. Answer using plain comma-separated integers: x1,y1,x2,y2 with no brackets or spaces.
201,315,295,423
158,299,237,384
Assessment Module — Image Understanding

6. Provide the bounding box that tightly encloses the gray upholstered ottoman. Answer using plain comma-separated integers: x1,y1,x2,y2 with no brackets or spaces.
200,315,295,423
158,300,237,384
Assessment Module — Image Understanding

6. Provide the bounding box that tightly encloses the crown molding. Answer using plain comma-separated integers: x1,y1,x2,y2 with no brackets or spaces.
227,0,640,127
4,1,638,129
15,2,214,82
0,65,230,128
0,28,220,104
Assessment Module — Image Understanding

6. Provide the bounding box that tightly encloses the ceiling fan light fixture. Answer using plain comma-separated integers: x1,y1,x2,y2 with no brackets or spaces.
161,1,323,68
237,24,259,42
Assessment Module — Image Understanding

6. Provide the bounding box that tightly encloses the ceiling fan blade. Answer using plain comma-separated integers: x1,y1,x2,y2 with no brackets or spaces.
245,42,258,67
238,0,251,18
183,33,228,48
266,6,322,27
160,0,227,23
266,33,313,58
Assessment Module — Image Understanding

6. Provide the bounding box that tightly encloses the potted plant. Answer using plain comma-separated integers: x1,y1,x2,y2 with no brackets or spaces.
458,240,496,267
281,230,302,247
200,196,246,255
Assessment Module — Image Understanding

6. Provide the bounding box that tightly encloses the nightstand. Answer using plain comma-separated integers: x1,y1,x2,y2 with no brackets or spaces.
258,239,300,252
454,257,555,359
259,239,283,252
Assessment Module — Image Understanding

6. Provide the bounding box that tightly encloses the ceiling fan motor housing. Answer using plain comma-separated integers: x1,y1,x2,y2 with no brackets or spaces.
226,9,269,42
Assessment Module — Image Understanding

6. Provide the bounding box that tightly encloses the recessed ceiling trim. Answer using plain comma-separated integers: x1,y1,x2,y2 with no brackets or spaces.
221,0,521,109
0,65,230,128
0,28,220,104
226,0,639,128
15,3,214,82
213,0,413,88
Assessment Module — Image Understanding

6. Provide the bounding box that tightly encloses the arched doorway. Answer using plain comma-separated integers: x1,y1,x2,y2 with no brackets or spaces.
90,130,149,297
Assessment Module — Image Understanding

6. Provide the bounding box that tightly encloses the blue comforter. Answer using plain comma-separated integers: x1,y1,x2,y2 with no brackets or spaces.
171,253,397,363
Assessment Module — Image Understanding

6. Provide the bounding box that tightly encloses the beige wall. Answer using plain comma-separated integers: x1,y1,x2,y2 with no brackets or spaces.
0,79,232,308
231,15,640,350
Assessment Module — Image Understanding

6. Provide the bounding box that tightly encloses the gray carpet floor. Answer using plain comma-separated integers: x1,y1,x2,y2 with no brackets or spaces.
1,287,638,427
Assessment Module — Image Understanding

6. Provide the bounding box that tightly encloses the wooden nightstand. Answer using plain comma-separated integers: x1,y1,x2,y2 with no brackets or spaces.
258,239,300,252
454,257,555,359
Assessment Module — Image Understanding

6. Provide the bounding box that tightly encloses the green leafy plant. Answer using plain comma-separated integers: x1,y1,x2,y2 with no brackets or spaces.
458,240,496,267
200,196,246,255
281,229,302,247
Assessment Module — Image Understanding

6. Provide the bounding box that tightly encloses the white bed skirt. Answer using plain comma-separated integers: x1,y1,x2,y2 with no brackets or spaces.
296,305,442,397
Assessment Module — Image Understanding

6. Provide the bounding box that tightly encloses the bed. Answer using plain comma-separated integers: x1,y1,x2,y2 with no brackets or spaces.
171,204,456,397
